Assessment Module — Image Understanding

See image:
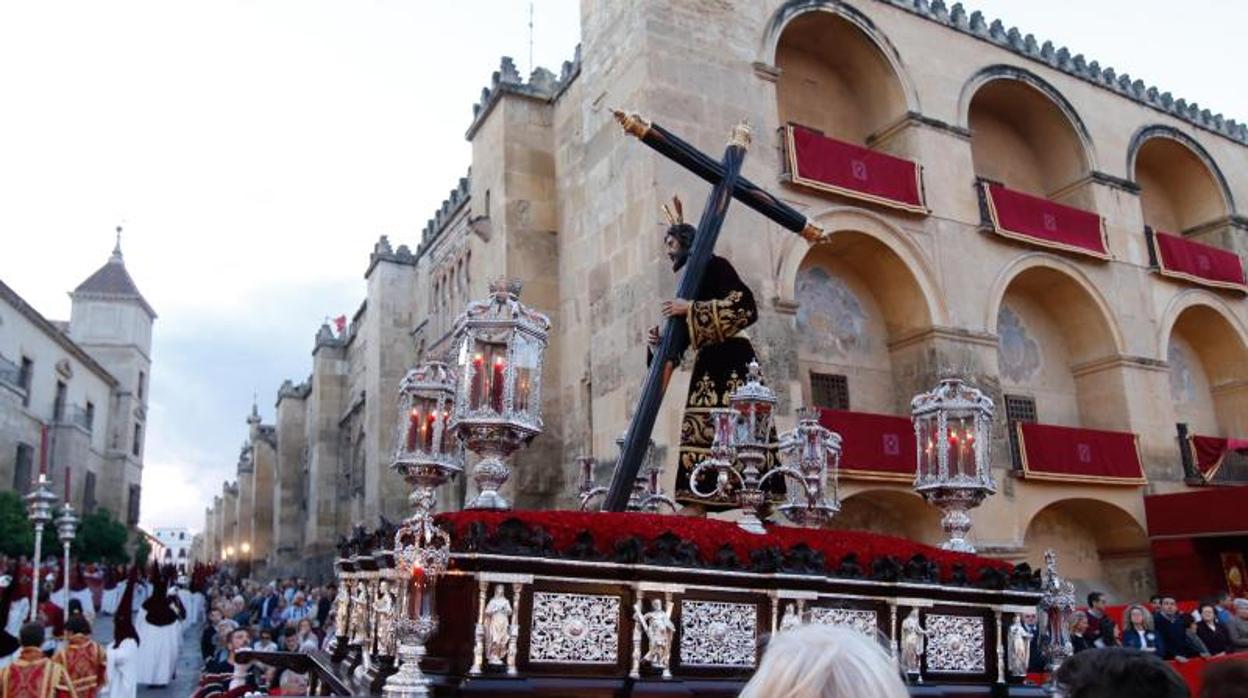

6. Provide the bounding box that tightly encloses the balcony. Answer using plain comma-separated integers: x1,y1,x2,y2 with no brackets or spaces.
978,180,1108,259
782,124,927,214
1179,424,1248,485
0,353,24,392
1147,227,1247,292
1011,422,1146,485
60,404,94,433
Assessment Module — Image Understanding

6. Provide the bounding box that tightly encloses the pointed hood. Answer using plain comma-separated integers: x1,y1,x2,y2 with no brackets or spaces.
0,567,18,658
114,567,140,648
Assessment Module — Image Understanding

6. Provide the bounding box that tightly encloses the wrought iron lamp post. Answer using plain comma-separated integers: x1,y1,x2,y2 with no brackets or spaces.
55,502,78,614
383,361,463,698
450,279,550,510
24,473,57,619
690,362,841,532
911,378,996,553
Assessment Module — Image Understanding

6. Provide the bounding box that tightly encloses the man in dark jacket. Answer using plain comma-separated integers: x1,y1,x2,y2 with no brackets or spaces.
1153,597,1186,660
1084,591,1118,648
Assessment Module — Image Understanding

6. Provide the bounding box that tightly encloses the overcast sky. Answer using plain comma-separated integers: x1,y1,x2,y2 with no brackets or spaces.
1,1,1244,532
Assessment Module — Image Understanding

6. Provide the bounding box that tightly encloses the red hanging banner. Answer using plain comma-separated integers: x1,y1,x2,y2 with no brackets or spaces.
818,408,915,482
784,124,927,214
1016,422,1146,485
982,182,1108,259
1151,230,1247,292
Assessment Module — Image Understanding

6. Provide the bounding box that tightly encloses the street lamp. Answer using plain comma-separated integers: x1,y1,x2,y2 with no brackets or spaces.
911,378,996,553
24,473,58,620
55,503,79,614
241,542,251,556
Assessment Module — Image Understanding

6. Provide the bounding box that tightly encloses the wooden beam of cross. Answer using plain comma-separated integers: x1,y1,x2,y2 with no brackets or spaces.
602,113,825,513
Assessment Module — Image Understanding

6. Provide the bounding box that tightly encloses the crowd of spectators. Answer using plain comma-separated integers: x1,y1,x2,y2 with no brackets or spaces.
1059,590,1248,662
195,575,338,696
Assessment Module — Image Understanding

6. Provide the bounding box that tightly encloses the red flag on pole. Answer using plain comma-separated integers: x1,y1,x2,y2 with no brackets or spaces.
333,315,347,336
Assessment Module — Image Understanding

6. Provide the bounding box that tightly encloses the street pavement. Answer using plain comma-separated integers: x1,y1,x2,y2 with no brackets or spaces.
91,612,204,696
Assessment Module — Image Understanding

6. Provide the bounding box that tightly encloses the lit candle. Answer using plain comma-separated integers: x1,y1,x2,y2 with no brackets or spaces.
406,408,420,451
470,353,484,409
491,355,506,412
424,411,436,451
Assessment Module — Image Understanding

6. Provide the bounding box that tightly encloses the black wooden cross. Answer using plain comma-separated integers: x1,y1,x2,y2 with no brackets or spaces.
602,111,824,512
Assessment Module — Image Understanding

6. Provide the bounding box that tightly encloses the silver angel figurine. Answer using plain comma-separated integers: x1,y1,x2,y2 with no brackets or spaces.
1008,614,1034,677
779,602,802,632
483,585,513,666
373,580,397,656
349,580,372,647
900,608,927,680
334,581,351,639
634,598,676,677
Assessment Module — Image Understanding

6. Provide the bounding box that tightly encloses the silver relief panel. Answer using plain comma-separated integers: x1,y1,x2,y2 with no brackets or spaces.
679,600,757,668
808,607,878,637
925,614,986,674
528,592,619,665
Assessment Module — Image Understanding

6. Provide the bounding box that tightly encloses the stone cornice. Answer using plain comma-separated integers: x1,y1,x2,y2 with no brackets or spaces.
881,0,1248,146
1070,353,1169,378
887,325,998,352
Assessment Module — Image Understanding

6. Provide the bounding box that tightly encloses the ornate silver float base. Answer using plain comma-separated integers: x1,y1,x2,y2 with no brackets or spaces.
383,616,439,698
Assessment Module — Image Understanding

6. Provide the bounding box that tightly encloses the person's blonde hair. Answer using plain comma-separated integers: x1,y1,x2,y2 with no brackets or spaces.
740,624,908,698
1124,604,1154,632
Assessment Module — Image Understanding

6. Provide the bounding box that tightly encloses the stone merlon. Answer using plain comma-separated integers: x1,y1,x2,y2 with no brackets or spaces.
886,0,1247,144
418,172,472,253
465,46,582,140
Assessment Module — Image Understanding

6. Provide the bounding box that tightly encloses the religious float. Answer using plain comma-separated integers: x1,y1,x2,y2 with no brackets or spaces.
240,115,1078,697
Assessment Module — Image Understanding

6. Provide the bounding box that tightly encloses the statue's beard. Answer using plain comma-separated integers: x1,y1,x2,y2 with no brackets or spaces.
669,248,689,272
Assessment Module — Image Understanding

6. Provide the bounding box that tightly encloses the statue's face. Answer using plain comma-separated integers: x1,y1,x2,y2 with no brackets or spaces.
1023,611,1036,625
651,598,662,611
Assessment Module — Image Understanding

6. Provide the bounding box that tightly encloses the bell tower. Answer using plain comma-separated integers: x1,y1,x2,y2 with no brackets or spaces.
67,226,157,523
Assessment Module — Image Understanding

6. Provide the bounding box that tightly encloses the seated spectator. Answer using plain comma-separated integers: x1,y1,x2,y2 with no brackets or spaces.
281,593,312,627
1181,614,1212,660
1196,604,1232,656
1070,612,1094,654
1085,592,1118,648
201,609,224,660
280,626,301,654
1216,592,1236,626
1226,599,1248,651
1200,658,1248,698
252,629,277,653
739,623,908,698
1155,597,1186,661
1122,604,1162,656
1054,647,1188,698
294,618,319,653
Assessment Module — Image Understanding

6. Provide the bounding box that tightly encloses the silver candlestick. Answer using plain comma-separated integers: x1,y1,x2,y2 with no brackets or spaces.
55,502,78,614
24,473,57,619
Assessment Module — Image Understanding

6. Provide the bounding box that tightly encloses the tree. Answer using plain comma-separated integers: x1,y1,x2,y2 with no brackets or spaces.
133,533,152,568
0,491,34,558
72,508,130,564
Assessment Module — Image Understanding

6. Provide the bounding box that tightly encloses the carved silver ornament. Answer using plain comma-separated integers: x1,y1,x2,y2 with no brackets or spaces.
679,600,757,668
808,607,878,637
925,614,986,674
528,592,619,664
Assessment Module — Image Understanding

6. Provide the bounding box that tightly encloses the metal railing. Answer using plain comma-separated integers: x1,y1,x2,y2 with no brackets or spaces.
0,353,23,390
61,404,94,432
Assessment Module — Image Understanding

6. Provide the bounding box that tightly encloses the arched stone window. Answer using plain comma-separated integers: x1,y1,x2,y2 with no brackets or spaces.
966,70,1093,209
830,489,942,546
795,231,933,415
1023,498,1150,601
993,263,1122,430
774,10,909,149
1131,128,1232,238
1165,304,1248,438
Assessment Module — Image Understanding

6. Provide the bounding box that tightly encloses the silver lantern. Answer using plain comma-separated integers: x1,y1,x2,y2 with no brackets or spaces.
55,502,79,616
691,362,839,533
911,378,995,553
385,361,462,698
450,279,550,510
776,407,842,527
24,472,57,619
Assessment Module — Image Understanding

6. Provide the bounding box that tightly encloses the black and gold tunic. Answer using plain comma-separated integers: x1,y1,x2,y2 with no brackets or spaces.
657,254,783,510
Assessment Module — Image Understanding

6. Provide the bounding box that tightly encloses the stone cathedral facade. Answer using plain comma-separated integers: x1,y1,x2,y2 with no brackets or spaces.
201,0,1248,599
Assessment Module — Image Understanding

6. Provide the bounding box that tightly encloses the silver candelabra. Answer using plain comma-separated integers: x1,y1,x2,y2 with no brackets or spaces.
24,473,57,620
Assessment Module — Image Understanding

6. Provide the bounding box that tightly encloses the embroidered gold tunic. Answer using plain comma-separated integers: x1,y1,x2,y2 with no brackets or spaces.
657,255,783,509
